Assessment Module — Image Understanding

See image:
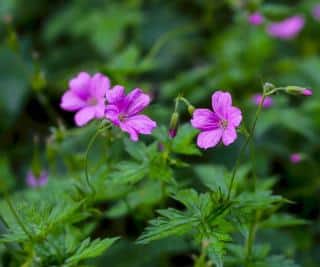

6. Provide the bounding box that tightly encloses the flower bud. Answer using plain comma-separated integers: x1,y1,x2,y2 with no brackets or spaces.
290,153,305,164
168,112,179,138
187,104,195,115
31,70,47,92
285,86,313,96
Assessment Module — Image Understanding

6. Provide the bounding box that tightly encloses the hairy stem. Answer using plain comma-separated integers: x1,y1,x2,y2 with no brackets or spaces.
84,124,111,195
226,95,266,200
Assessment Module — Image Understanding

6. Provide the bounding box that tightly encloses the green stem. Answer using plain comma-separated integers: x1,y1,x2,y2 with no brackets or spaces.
143,25,195,63
245,220,257,263
245,211,260,264
36,92,60,124
227,95,266,200
4,195,33,241
84,124,111,195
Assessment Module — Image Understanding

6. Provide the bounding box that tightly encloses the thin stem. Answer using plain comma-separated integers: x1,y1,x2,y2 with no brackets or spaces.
226,95,266,200
84,124,111,195
245,211,260,263
36,92,60,124
4,195,33,241
245,219,257,263
143,25,195,63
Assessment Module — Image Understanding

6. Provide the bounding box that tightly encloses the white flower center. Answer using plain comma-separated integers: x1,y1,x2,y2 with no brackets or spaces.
219,119,228,129
87,97,98,106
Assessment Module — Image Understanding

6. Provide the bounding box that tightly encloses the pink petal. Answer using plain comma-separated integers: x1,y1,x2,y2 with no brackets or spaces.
106,85,125,103
267,16,304,40
227,107,242,127
69,72,91,99
94,101,107,118
125,115,157,135
196,129,223,149
191,108,220,131
90,73,110,97
105,104,120,125
222,126,237,146
60,91,86,111
26,171,38,187
124,88,151,116
212,91,232,118
74,107,96,126
38,171,49,186
119,123,139,141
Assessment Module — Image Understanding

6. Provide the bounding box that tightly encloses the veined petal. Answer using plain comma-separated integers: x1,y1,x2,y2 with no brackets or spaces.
106,85,125,103
196,129,223,149
60,91,86,111
90,73,110,97
222,125,237,146
124,88,151,116
191,108,220,131
69,72,91,99
105,104,120,125
212,91,232,118
125,115,157,135
227,107,242,127
74,107,96,126
119,123,139,142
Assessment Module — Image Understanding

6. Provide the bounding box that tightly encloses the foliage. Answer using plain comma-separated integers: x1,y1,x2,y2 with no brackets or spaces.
0,0,319,266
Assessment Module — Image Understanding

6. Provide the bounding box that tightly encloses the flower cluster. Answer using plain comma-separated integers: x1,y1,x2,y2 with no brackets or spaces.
61,72,157,141
61,72,313,151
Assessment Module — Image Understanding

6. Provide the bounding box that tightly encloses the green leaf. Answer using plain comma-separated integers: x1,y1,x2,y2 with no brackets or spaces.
0,46,30,130
260,214,308,229
172,124,201,155
256,255,299,267
235,190,285,210
137,208,198,244
109,161,148,184
66,237,119,265
123,138,148,161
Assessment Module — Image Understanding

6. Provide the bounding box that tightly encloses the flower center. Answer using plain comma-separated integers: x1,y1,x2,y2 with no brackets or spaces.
219,119,228,129
87,97,98,106
118,113,127,122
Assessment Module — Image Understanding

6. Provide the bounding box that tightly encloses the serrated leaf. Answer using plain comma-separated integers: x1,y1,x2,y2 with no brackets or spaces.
137,208,198,244
66,237,119,264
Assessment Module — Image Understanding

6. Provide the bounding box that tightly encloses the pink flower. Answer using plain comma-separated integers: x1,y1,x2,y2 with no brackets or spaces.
312,4,320,21
267,16,305,39
191,91,242,149
105,86,157,141
26,170,48,188
248,12,264,25
290,153,302,164
251,94,273,108
60,72,109,126
302,88,313,96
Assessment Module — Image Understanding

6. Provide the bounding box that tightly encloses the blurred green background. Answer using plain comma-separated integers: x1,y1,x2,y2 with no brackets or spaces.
0,0,320,266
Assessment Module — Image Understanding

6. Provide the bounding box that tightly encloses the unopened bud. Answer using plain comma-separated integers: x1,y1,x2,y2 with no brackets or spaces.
302,88,313,96
187,104,195,115
285,86,313,96
31,71,47,92
168,112,179,138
